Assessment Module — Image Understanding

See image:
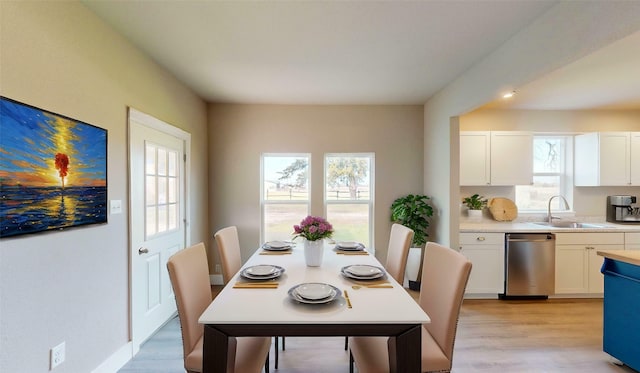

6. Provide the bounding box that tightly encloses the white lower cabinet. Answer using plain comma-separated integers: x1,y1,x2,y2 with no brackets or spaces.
459,233,504,296
555,232,624,294
626,232,640,250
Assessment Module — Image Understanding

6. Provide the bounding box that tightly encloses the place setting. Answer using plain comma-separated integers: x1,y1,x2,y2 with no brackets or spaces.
259,240,294,255
233,264,285,289
334,241,369,255
340,264,393,289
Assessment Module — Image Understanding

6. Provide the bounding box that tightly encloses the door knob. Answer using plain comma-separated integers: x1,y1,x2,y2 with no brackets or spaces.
138,247,149,255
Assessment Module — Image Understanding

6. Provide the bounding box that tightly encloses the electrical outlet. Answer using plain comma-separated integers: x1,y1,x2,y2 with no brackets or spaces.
215,264,221,273
50,341,65,370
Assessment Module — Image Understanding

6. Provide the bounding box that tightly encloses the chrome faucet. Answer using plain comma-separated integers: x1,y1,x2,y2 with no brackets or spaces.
547,195,570,223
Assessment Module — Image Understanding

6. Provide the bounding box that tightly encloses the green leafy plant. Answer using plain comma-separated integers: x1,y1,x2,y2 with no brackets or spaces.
462,194,488,210
390,194,434,247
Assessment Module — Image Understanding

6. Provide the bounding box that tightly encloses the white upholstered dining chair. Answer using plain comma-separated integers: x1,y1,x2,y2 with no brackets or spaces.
348,241,472,373
166,242,271,373
214,226,284,369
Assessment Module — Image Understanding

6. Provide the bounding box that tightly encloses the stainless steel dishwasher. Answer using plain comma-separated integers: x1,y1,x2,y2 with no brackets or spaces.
503,233,555,298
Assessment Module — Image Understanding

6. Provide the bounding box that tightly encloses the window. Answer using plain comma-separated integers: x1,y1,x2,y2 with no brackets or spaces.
325,154,374,247
515,136,571,211
261,154,310,242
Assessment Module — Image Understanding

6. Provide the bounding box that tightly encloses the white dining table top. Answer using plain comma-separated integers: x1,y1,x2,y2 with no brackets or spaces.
199,241,430,325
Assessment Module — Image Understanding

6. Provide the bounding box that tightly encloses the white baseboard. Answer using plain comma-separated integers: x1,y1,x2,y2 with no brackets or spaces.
91,342,132,373
210,274,224,285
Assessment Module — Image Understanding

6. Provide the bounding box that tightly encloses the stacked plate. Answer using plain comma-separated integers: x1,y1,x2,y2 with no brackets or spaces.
240,264,285,280
288,283,341,304
262,241,293,251
335,241,365,251
341,264,385,280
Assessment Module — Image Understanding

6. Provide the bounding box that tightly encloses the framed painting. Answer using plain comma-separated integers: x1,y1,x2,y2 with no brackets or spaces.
0,97,108,238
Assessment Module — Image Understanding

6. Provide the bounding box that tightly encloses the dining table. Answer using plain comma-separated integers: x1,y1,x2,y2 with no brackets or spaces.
199,240,430,372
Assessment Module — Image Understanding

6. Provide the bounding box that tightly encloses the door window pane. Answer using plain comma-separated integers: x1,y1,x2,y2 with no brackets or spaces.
145,143,180,238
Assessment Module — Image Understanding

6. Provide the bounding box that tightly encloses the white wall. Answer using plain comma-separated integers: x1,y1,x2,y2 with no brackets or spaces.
424,1,640,248
0,2,208,372
208,104,424,265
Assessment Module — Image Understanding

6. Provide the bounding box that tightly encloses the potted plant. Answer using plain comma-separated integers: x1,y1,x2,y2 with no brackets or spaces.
462,193,488,219
390,194,434,290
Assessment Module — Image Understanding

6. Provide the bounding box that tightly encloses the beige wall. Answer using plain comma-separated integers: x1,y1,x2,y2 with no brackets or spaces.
208,104,423,266
0,2,208,372
424,1,640,249
459,109,640,218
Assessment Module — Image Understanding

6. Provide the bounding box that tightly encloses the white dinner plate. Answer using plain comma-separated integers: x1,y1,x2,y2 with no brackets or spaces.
262,241,292,251
288,283,341,304
240,265,285,280
345,265,383,277
245,265,277,276
341,265,385,280
296,283,333,300
337,241,360,249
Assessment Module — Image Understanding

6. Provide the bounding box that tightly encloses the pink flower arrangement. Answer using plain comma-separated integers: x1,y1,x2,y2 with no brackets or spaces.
293,215,334,241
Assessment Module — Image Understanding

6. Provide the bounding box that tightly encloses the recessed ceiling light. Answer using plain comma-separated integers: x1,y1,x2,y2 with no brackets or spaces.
502,91,516,99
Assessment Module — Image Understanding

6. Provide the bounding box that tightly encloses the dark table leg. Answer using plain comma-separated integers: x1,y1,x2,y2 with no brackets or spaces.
203,325,229,373
388,324,421,373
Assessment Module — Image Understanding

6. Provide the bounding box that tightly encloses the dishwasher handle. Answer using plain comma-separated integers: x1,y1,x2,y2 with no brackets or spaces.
506,234,555,242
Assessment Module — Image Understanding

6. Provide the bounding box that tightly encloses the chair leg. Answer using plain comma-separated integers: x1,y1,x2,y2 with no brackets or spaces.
344,336,348,351
349,351,354,373
282,336,285,350
265,352,270,373
274,337,279,369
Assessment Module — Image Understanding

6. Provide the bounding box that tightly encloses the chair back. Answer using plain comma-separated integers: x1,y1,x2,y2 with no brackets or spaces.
419,242,472,366
385,223,415,283
166,243,212,365
214,226,242,283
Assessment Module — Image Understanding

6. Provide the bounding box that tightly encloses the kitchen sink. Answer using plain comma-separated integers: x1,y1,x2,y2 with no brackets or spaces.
531,221,607,229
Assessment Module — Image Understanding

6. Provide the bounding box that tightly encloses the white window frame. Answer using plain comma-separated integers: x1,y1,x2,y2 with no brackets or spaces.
324,153,375,251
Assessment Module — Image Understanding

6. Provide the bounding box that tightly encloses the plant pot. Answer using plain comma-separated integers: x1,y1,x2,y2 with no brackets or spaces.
304,239,324,267
404,247,423,290
468,209,483,220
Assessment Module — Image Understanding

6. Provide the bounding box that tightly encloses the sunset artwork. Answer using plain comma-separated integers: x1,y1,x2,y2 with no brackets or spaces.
0,97,107,238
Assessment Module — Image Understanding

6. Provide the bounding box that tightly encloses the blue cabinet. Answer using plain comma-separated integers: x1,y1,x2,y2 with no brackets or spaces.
601,258,640,371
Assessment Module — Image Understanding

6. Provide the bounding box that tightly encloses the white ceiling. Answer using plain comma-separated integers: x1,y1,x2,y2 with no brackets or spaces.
84,1,639,109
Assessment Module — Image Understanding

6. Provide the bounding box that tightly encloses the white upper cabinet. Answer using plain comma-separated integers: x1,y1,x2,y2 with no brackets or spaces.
632,132,640,185
460,131,533,186
460,131,491,185
575,132,639,186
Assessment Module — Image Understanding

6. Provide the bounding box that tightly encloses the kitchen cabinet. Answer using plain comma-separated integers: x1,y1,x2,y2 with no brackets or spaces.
575,132,640,186
555,232,624,294
626,232,640,250
460,131,533,186
459,232,504,296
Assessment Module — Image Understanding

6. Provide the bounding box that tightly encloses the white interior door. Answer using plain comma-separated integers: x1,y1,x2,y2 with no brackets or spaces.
129,109,189,353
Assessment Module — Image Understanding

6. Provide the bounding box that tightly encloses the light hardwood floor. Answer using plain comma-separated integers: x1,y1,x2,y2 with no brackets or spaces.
118,288,636,373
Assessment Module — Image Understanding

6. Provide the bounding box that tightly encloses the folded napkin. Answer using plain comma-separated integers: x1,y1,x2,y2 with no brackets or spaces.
233,282,279,289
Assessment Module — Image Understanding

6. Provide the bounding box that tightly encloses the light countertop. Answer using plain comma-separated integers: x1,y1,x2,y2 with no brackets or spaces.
597,250,640,266
460,221,640,233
